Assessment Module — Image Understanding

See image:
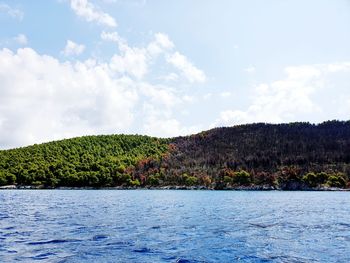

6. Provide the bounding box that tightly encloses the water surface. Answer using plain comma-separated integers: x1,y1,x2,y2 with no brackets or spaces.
0,190,349,262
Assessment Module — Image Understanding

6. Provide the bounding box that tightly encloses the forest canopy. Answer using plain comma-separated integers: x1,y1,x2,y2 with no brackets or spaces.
0,121,350,189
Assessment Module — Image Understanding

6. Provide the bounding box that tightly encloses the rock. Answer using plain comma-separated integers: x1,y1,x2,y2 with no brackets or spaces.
0,185,17,189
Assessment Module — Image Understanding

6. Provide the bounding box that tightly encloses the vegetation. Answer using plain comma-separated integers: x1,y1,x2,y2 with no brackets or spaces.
0,121,350,189
0,135,169,187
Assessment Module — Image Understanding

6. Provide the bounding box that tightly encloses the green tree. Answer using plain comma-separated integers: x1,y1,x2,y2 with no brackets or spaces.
148,174,160,186
233,170,251,186
113,172,131,186
0,171,7,186
302,172,318,187
129,179,140,187
326,173,347,188
185,176,198,186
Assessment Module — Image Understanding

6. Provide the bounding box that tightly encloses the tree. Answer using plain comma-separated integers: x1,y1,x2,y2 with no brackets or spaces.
326,173,347,188
0,171,16,186
302,172,318,187
148,174,160,186
185,176,198,186
233,170,251,185
129,179,140,187
0,171,7,186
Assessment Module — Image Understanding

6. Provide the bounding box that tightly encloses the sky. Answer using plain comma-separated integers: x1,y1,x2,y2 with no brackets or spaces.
0,0,350,149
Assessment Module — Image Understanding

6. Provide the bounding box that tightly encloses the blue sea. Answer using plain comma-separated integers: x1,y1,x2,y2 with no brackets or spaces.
0,190,349,262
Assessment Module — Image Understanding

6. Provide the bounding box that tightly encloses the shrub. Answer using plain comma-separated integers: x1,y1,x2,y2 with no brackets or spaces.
224,176,233,185
0,172,7,186
326,173,347,188
185,176,198,186
0,171,16,186
233,170,251,185
148,174,160,186
130,179,140,187
113,172,131,186
302,172,318,187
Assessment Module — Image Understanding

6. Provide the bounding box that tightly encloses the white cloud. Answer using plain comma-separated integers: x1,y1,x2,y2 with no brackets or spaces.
147,33,174,56
0,27,206,148
104,32,200,83
203,93,212,100
143,117,199,138
0,3,23,20
158,73,179,82
70,0,117,27
0,48,137,148
182,95,194,103
101,31,206,84
14,34,28,45
62,40,85,56
327,62,350,73
212,62,350,127
167,52,206,83
0,45,202,148
142,104,199,138
102,32,147,78
244,66,256,73
101,31,123,43
102,0,146,6
109,45,148,79
219,91,231,98
102,32,159,79
139,83,179,109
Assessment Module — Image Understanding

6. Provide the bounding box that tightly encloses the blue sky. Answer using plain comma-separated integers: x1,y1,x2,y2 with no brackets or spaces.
0,0,350,149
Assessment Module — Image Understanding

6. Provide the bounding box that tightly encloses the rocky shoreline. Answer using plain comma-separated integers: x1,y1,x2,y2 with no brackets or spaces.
0,184,349,191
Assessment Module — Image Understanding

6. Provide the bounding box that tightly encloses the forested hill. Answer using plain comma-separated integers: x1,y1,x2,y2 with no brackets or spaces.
0,135,169,187
1,121,350,189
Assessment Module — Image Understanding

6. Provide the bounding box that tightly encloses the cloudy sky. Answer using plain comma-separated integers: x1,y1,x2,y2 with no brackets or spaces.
0,0,350,149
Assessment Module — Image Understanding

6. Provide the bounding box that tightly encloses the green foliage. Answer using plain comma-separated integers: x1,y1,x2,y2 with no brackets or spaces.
326,173,346,188
223,176,233,185
129,179,140,187
148,174,160,186
116,164,126,173
185,176,198,186
302,172,318,187
113,173,131,186
233,170,251,185
302,172,329,187
0,172,7,186
0,171,16,186
0,121,350,189
0,135,169,187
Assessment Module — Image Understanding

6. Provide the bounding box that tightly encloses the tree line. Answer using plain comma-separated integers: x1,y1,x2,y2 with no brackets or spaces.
0,121,350,189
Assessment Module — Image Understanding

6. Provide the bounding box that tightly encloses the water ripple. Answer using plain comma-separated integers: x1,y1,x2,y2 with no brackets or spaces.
0,190,349,262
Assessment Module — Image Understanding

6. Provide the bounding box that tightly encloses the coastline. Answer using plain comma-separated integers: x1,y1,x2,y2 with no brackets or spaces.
0,184,349,191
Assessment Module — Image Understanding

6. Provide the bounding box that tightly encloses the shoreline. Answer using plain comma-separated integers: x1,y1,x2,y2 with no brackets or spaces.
0,185,349,191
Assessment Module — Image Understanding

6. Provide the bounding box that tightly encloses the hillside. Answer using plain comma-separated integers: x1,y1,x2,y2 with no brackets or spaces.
0,135,169,187
1,121,350,189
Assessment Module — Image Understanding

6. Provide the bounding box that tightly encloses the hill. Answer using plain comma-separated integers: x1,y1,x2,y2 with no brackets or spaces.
1,121,350,189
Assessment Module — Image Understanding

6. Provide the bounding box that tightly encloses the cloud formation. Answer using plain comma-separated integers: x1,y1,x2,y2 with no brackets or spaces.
212,63,350,127
102,31,206,83
0,48,137,148
62,40,85,56
0,28,205,149
166,52,206,83
14,34,28,45
0,3,24,20
244,66,255,73
70,0,117,27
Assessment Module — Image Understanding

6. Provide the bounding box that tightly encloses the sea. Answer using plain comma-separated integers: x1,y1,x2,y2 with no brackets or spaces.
0,190,349,262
